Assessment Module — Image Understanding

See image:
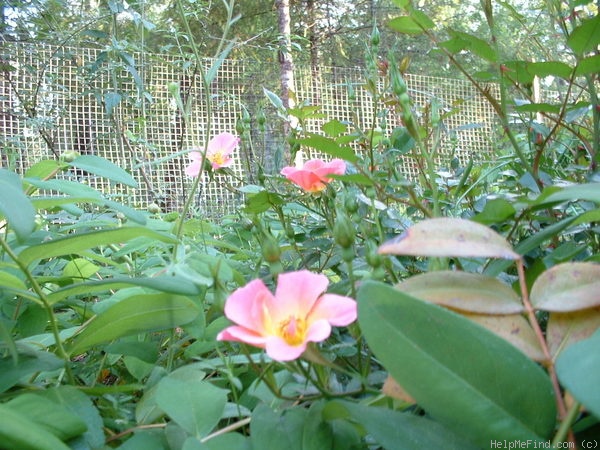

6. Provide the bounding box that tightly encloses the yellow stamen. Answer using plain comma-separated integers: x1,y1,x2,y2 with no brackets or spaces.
278,316,307,346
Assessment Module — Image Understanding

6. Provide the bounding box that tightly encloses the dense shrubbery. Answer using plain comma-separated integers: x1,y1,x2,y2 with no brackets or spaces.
1,1,599,449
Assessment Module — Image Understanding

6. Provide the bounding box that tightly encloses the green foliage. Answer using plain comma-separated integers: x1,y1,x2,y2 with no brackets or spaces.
1,0,600,448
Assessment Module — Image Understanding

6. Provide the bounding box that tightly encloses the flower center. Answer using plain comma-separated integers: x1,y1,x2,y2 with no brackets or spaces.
278,316,307,346
209,150,226,166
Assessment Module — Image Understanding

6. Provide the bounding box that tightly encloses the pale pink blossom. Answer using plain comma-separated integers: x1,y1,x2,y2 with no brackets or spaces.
185,132,240,177
217,270,357,361
281,158,346,193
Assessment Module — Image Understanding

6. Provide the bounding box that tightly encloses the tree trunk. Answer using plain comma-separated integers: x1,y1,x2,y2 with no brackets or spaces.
275,0,298,163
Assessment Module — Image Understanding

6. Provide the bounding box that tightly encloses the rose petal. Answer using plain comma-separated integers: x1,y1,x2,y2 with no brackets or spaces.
265,336,307,361
217,326,267,347
224,279,273,334
271,271,329,321
284,170,326,192
305,319,332,343
314,159,346,181
309,294,357,326
208,132,239,155
303,159,327,171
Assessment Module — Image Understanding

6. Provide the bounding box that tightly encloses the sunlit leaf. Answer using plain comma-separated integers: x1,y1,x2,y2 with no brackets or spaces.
547,307,600,359
67,293,200,355
575,55,600,76
399,271,523,314
556,330,600,419
387,12,434,35
68,154,138,187
444,30,497,62
530,262,600,312
527,61,572,79
62,258,99,280
379,218,520,259
293,134,357,163
567,14,600,55
358,281,556,445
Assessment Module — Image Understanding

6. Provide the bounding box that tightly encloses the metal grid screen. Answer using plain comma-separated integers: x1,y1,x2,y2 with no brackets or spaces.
1,42,498,215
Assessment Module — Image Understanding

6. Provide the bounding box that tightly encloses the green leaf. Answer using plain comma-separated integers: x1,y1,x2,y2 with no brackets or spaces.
0,348,63,393
575,54,600,76
556,330,600,419
514,103,561,114
250,404,309,450
387,14,433,35
263,87,285,111
485,215,579,277
399,271,523,314
527,61,572,79
331,401,478,450
0,270,27,291
67,293,200,355
567,14,600,56
47,275,203,305
358,281,556,446
62,257,99,280
18,227,176,266
68,154,138,187
445,30,497,62
321,119,347,137
378,217,520,260
6,393,87,441
0,168,36,241
24,159,65,180
37,386,106,450
195,433,250,450
104,91,122,115
530,262,600,312
293,134,357,163
155,377,227,438
472,198,516,224
533,183,600,206
0,406,72,450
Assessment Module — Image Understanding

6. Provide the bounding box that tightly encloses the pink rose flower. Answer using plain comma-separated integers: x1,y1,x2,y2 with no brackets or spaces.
281,158,346,193
185,132,240,177
217,270,357,362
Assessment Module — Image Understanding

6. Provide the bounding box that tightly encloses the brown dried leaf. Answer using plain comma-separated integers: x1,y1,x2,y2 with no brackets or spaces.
399,271,523,314
546,306,600,359
379,218,520,260
463,313,546,362
382,375,416,404
530,262,600,312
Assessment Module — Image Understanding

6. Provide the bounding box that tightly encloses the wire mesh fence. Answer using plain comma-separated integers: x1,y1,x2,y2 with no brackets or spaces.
1,42,499,216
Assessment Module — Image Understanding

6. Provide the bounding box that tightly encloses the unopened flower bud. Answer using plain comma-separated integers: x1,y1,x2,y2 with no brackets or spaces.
371,25,380,47
61,150,80,162
261,234,281,263
334,214,355,249
147,203,162,214
344,195,359,214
